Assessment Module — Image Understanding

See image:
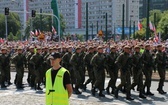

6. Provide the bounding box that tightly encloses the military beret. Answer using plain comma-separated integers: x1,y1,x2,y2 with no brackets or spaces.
145,44,150,47
1,47,7,50
110,46,116,49
124,46,130,49
88,46,93,50
76,46,81,50
17,47,23,50
36,46,41,50
157,44,162,47
49,47,53,50
97,46,103,50
134,45,140,49
29,46,34,49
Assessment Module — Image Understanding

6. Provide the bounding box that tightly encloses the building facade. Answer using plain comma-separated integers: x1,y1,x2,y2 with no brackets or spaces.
139,0,168,19
0,0,140,37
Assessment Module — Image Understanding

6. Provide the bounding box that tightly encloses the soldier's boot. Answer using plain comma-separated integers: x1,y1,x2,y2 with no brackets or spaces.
37,83,42,90
114,88,119,99
1,82,7,88
131,83,136,91
99,90,105,97
111,87,115,94
139,91,146,99
74,86,82,94
121,86,126,93
146,87,154,96
126,91,134,101
83,84,87,91
91,87,96,96
157,86,166,94
106,86,110,94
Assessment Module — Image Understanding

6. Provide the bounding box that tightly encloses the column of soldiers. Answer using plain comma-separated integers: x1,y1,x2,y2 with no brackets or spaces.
0,43,167,100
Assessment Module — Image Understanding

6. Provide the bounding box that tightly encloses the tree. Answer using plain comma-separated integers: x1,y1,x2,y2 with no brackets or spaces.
25,14,66,38
0,13,21,38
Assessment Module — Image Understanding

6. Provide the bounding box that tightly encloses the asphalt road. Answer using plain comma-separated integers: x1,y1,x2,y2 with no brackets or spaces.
0,72,168,105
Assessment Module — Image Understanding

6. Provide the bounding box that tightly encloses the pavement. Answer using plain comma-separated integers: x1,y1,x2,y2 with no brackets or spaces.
0,72,168,105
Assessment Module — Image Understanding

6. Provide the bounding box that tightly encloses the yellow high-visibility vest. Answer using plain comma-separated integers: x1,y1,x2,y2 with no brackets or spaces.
45,67,69,105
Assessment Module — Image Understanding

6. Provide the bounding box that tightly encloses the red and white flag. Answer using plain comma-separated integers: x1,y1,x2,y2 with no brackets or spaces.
38,29,41,35
138,21,143,30
149,21,154,31
35,29,38,36
52,26,57,34
0,38,4,43
30,31,34,35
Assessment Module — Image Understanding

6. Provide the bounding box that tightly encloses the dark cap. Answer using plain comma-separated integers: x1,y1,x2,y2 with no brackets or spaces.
48,52,61,60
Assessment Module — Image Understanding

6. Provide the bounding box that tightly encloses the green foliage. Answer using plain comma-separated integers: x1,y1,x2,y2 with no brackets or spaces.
25,14,66,38
76,34,84,41
0,13,21,38
139,9,168,40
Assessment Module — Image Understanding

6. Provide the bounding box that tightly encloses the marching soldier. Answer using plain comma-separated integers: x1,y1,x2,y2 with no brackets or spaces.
62,46,75,89
114,46,134,100
91,46,106,97
83,46,95,90
105,46,118,94
70,47,82,94
155,44,167,94
12,47,27,89
30,46,44,90
26,46,35,87
131,45,146,98
142,44,154,96
0,47,8,88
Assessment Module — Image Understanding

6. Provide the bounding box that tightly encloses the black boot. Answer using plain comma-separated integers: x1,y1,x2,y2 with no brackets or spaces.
106,87,110,94
99,90,105,97
37,83,42,90
126,91,134,101
146,88,154,96
91,87,96,96
157,86,166,94
114,88,119,99
139,91,146,99
74,86,82,94
83,84,87,91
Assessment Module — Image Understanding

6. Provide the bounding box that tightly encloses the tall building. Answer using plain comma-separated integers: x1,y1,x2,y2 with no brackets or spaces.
139,0,168,19
0,0,140,37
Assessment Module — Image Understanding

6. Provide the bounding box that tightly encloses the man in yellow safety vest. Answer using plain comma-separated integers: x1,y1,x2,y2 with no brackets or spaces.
46,52,73,105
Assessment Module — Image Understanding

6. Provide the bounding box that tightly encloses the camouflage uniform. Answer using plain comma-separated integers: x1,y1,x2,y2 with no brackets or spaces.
83,47,95,90
91,47,106,97
105,46,118,94
26,46,35,87
141,44,154,95
12,47,27,89
114,46,134,100
155,45,167,94
131,46,146,98
30,47,43,90
0,48,9,88
70,47,82,94
62,47,75,88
